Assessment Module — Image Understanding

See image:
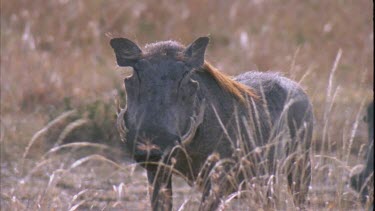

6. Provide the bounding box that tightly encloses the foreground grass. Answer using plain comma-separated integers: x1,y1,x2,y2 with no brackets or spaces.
1,59,372,210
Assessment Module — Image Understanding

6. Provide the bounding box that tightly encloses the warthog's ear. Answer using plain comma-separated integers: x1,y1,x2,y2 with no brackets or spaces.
184,36,210,68
110,38,142,67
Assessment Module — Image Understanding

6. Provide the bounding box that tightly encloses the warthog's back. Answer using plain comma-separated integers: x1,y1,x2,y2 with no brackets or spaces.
234,71,314,165
235,71,313,130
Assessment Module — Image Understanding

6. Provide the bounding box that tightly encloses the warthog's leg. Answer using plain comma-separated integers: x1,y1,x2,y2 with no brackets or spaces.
284,122,312,208
199,164,236,211
284,100,313,209
199,179,223,211
147,168,173,211
286,149,311,209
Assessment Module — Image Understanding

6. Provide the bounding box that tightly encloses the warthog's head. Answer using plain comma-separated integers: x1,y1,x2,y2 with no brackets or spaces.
110,37,208,164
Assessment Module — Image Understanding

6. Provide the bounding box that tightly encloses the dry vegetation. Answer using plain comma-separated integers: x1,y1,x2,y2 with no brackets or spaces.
1,0,373,210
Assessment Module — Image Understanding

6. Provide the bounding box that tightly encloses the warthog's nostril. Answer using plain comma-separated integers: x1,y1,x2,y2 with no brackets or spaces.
133,149,163,163
136,143,161,152
134,141,163,163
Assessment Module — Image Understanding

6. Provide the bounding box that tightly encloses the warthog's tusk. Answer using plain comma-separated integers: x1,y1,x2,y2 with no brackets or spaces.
117,107,128,142
181,102,205,145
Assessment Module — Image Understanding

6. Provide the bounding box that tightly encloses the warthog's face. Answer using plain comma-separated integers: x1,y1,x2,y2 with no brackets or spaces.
110,37,209,164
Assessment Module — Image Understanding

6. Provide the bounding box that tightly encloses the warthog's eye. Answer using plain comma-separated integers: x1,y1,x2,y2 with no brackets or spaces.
186,79,199,97
177,68,190,90
175,61,185,67
178,78,199,102
176,62,195,86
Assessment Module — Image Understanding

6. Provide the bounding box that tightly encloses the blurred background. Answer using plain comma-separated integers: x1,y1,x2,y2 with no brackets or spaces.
1,0,373,210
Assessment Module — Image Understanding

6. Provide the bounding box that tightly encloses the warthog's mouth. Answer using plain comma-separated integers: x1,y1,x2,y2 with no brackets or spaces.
133,143,163,164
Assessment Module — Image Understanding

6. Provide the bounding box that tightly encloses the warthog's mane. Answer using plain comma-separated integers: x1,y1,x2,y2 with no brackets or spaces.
202,61,258,102
143,40,258,102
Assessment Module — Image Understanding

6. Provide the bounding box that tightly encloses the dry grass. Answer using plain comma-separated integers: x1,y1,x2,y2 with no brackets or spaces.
1,0,373,210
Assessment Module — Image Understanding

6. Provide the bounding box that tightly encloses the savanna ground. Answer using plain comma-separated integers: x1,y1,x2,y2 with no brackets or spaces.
1,0,373,210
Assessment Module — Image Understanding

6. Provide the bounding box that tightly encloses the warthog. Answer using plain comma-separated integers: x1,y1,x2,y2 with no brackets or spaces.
110,37,313,210
351,101,374,205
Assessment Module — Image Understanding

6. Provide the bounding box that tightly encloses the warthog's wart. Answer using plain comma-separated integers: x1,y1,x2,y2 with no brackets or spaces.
110,37,314,211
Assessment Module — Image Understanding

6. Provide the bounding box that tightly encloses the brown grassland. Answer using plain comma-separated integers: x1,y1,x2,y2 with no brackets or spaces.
1,0,373,210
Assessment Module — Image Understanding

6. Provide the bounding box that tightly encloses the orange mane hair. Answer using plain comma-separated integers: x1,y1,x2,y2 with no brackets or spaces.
202,61,258,102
